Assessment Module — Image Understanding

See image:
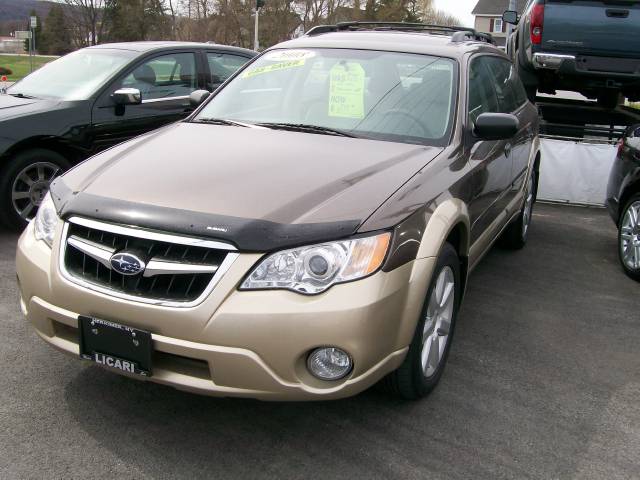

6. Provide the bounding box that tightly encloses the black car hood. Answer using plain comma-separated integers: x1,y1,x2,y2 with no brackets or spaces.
0,93,55,119
53,123,443,251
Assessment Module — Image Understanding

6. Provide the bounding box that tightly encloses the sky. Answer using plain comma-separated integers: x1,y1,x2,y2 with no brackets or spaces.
434,0,478,27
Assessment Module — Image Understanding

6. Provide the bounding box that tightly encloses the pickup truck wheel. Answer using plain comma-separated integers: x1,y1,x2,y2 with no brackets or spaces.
0,149,69,230
501,170,537,250
597,91,621,110
618,194,640,282
381,243,460,400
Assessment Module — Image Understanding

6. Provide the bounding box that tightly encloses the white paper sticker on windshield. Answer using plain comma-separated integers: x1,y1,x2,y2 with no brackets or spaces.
328,62,365,119
264,49,316,62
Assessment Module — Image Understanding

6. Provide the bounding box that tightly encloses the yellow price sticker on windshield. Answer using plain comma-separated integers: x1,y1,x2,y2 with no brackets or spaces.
329,63,365,119
242,59,306,78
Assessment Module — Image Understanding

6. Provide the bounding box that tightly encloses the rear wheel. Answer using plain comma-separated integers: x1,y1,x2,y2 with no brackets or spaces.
382,243,460,400
501,170,537,250
618,194,640,282
0,149,69,229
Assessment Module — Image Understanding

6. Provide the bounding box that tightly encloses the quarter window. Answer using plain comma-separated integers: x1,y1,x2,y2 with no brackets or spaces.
121,53,197,101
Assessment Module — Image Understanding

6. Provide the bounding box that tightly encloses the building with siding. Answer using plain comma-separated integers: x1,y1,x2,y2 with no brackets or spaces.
472,0,527,47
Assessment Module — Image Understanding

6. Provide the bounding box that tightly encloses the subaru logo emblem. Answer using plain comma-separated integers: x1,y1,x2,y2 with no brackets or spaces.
110,252,145,276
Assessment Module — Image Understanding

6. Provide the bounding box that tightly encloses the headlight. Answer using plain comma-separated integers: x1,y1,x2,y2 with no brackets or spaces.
33,192,59,247
241,232,391,294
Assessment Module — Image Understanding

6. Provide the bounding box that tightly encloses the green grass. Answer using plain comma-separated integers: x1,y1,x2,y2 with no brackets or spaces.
0,54,58,81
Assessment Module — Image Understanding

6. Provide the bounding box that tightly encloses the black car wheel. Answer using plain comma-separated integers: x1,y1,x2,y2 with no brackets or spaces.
382,243,460,400
0,149,69,229
618,194,640,282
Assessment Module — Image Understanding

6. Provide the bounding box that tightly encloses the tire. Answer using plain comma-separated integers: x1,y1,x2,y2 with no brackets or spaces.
618,194,640,282
501,170,537,250
597,91,621,110
382,243,460,400
0,149,69,230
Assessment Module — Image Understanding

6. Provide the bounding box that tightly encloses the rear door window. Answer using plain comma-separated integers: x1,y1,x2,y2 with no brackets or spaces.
207,53,250,88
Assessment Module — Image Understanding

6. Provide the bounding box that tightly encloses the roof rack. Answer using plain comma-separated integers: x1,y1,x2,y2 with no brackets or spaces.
305,22,496,45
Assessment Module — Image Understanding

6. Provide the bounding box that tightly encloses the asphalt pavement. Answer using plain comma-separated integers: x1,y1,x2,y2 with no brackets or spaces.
1,203,638,479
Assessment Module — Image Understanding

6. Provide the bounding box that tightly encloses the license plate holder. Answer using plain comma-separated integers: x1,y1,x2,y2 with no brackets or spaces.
78,316,152,376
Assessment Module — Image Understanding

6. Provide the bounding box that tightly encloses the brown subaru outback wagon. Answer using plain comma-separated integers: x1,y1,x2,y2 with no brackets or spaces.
16,23,540,401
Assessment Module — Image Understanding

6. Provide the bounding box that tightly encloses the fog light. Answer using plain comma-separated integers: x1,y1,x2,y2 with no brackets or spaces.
307,347,353,380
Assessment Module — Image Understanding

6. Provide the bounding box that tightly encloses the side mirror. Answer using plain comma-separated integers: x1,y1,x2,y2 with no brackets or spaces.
112,88,142,105
503,10,519,25
190,89,211,107
474,113,519,141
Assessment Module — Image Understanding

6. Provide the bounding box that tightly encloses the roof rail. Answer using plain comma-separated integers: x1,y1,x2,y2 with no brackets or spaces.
305,21,496,45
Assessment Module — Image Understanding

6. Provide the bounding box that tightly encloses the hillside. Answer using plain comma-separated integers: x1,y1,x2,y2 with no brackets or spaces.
0,0,54,23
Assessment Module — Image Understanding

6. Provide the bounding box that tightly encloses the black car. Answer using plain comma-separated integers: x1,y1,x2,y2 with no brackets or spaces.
607,124,640,281
0,41,256,228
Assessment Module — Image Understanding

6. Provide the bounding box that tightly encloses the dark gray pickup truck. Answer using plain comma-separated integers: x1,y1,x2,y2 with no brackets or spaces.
504,0,640,107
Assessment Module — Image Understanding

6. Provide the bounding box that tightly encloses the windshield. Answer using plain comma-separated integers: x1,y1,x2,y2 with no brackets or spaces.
7,48,136,101
194,48,457,146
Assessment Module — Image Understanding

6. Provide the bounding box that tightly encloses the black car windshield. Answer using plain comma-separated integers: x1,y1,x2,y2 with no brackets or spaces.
194,48,457,146
7,48,136,101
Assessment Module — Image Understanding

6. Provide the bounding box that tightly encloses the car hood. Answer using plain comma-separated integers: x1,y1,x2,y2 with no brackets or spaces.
0,93,54,119
55,123,443,250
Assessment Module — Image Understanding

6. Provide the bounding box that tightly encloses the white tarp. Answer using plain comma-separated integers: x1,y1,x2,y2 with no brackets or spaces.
537,138,617,206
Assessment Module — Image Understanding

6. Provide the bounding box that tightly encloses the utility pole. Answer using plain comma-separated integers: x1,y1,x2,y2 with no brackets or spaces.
254,0,265,51
29,16,37,73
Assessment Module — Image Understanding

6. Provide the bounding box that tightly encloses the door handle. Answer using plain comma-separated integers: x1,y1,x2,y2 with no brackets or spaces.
505,143,512,157
606,9,629,18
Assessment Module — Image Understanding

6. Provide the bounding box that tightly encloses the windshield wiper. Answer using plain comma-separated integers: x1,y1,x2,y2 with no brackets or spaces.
256,122,358,138
193,117,257,128
8,92,37,99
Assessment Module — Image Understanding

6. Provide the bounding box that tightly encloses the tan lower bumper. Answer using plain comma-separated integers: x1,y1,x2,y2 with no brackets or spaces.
27,295,410,400
17,222,436,401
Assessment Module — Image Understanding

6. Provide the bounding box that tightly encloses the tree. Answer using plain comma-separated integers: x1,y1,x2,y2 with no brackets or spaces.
40,4,73,56
102,0,172,42
64,0,107,46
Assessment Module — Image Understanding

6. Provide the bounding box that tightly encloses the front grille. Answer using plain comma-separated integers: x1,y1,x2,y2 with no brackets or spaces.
63,220,232,304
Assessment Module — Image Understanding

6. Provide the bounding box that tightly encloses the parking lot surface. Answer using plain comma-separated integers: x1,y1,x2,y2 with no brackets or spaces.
1,203,638,479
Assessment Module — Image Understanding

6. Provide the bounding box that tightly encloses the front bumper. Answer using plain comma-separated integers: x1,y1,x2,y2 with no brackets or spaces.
16,222,435,401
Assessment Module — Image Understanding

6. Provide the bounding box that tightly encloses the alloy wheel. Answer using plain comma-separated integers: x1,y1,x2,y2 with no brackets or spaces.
522,174,534,238
11,162,61,221
620,200,640,271
421,266,455,378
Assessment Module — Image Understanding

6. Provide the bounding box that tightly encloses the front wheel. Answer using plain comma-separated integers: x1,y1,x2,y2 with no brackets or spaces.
382,243,460,400
618,194,640,282
0,149,69,230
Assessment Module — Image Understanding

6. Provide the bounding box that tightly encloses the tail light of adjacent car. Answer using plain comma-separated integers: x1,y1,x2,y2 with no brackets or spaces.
530,3,545,45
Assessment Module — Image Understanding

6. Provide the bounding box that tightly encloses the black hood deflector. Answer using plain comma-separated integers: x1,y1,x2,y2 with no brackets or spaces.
50,179,361,252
